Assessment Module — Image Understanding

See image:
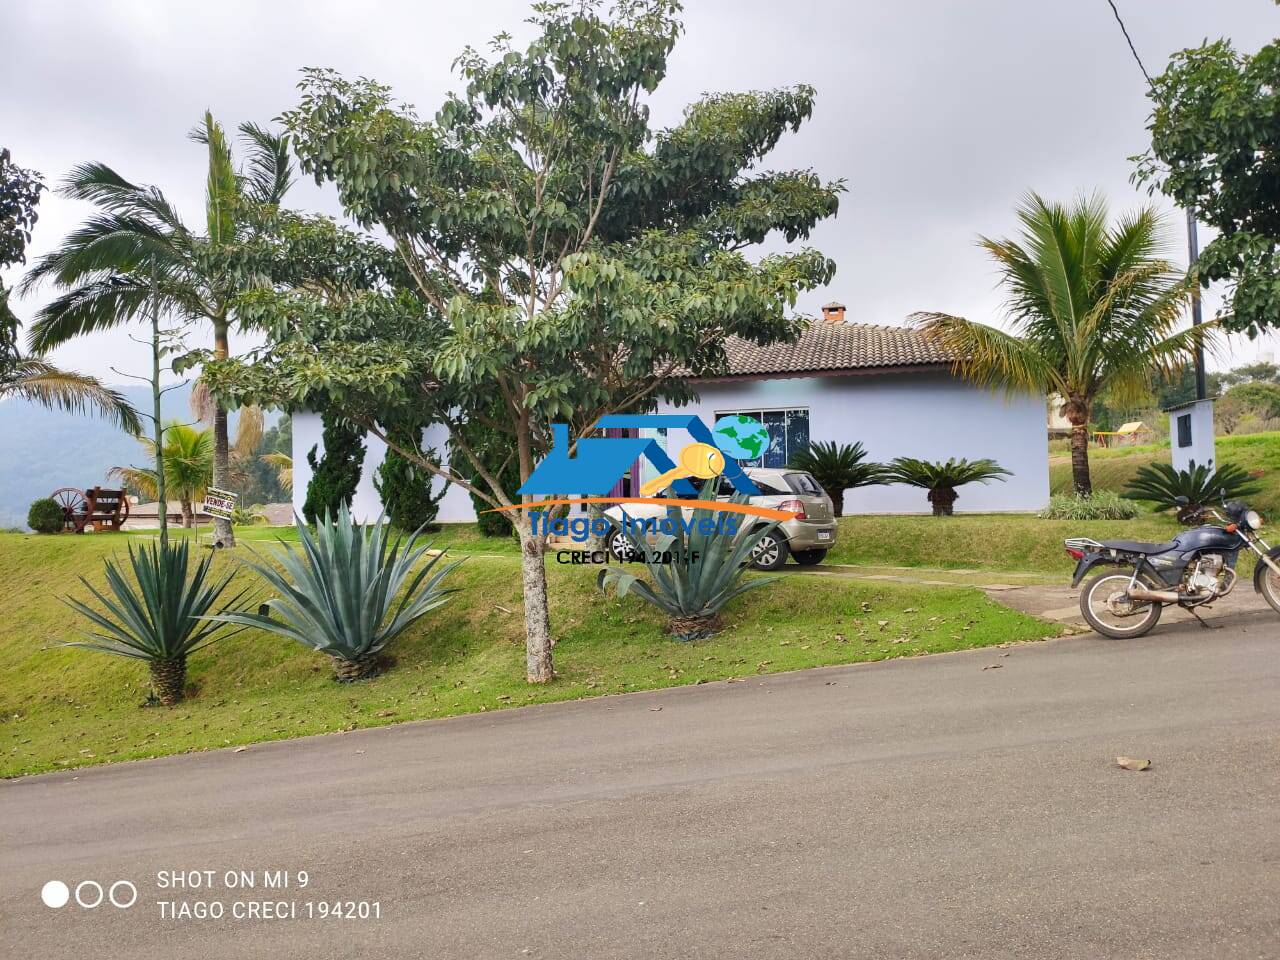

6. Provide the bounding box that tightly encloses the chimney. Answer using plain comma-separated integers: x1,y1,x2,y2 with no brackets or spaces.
821,300,846,324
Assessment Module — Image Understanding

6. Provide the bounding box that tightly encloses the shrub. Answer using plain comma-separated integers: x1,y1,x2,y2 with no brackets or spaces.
786,441,889,517
598,481,780,640
60,540,247,705
302,412,365,524
207,504,462,681
375,444,446,533
885,457,1012,516
1039,492,1140,521
27,497,64,534
1122,460,1262,522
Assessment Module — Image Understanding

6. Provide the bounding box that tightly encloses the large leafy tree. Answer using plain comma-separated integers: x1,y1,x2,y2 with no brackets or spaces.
0,149,139,431
914,193,1205,495
206,0,841,682
20,115,293,545
1138,38,1280,337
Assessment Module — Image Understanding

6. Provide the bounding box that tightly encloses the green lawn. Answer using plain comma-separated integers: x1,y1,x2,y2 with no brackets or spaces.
1049,431,1280,516
828,513,1183,574
0,531,1056,778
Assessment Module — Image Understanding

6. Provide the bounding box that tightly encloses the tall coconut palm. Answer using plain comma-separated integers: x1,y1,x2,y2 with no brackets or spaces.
111,421,214,527
20,114,292,545
912,193,1207,495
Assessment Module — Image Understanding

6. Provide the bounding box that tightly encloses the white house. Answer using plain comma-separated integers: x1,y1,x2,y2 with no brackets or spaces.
292,303,1049,520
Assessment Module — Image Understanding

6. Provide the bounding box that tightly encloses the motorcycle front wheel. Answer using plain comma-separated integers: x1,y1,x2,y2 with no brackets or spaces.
1256,557,1280,616
1079,570,1163,639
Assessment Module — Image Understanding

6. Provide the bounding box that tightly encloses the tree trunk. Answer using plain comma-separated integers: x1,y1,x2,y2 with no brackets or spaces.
825,487,844,518
211,319,235,547
149,657,186,705
519,521,555,683
330,651,379,682
181,500,194,528
928,487,957,517
1069,419,1092,496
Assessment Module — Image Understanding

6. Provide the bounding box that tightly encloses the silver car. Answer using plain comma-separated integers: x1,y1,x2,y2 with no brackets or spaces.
603,467,837,570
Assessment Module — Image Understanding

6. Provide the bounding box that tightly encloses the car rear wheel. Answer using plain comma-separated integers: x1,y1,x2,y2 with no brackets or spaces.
750,531,789,571
791,549,827,566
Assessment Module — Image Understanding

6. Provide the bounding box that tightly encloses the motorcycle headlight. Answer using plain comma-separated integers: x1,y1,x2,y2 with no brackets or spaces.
1246,509,1263,530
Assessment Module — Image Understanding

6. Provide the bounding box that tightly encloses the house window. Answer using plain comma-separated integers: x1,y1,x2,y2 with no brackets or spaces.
1176,413,1192,449
716,408,810,467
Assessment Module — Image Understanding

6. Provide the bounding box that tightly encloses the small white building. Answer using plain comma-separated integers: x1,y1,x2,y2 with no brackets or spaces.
292,305,1050,520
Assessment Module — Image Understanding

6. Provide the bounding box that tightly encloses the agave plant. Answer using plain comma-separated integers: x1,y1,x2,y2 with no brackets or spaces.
60,539,247,705
598,482,780,640
786,441,889,517
1123,460,1261,523
886,457,1011,516
207,505,462,680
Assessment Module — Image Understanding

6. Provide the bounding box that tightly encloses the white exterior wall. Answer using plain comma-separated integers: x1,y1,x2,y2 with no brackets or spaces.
653,371,1048,514
1168,399,1216,473
293,369,1050,521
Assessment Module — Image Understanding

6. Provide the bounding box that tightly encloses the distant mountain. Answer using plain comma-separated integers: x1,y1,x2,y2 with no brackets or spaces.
0,384,277,529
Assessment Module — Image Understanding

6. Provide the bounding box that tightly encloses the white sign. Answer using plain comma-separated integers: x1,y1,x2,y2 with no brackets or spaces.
202,487,239,520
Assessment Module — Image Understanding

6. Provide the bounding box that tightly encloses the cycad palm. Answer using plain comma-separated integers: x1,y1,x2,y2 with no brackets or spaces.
21,113,292,544
110,422,214,527
786,441,888,517
913,193,1205,494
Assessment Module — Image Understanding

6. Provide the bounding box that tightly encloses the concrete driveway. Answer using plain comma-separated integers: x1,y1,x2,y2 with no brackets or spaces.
3,609,1278,959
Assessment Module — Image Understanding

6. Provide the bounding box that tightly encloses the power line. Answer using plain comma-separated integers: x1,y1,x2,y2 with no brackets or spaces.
1106,0,1153,86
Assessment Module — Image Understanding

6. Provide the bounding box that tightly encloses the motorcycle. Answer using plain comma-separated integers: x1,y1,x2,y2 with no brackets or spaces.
1064,496,1280,638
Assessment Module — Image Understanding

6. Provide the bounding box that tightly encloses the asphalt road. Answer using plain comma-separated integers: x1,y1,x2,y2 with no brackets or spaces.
4,610,1279,959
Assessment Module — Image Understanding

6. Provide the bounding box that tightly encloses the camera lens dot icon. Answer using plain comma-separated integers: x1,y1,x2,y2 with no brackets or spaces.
41,880,70,909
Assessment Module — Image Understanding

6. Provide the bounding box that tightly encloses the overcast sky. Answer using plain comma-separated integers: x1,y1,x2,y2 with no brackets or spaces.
2,0,1277,382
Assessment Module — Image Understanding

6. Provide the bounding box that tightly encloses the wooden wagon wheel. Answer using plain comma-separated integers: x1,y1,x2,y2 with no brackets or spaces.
118,496,131,526
50,487,88,533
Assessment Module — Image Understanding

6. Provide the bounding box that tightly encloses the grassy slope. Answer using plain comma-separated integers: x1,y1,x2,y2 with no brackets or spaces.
1049,431,1280,516
0,532,1055,777
828,514,1183,573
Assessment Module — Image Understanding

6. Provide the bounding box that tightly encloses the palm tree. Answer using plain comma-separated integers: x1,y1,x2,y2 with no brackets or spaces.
21,114,292,546
912,193,1206,495
1,356,139,432
111,422,214,527
786,441,889,517
259,452,293,493
886,457,1011,516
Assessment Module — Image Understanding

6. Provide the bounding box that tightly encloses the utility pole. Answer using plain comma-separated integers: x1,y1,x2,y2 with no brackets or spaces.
1186,208,1208,401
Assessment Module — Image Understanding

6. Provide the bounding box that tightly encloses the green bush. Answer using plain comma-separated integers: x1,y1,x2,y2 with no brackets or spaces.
1039,492,1140,521
207,504,463,681
598,481,780,640
302,413,366,524
27,498,64,534
1123,460,1262,522
375,444,446,533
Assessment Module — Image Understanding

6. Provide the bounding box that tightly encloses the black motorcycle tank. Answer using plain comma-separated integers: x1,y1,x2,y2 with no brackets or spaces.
1171,526,1241,553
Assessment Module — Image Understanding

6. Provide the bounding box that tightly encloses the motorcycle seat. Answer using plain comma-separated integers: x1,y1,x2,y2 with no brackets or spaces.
1099,539,1176,555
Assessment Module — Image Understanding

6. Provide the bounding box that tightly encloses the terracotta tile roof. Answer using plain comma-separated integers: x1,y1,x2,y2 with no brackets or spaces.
691,321,957,381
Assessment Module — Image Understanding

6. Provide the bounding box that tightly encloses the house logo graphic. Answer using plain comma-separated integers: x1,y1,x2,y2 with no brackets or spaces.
485,414,796,545
518,415,761,497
